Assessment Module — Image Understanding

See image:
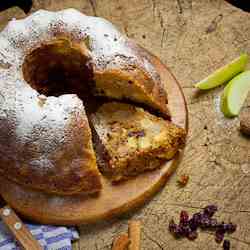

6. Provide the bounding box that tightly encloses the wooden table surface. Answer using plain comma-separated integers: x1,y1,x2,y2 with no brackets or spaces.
1,0,250,249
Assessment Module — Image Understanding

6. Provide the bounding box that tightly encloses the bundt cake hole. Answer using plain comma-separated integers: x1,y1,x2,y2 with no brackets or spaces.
22,38,168,118
22,38,94,98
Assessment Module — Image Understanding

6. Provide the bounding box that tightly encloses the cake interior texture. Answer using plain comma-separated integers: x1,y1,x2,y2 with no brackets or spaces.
91,102,186,181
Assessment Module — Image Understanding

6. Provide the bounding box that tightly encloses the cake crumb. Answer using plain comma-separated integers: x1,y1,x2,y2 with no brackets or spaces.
177,174,189,186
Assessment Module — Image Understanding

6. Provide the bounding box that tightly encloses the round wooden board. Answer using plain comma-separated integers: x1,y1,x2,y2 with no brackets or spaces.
0,51,188,225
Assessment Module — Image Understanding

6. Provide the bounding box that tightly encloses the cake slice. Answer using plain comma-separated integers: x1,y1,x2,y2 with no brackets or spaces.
90,102,186,181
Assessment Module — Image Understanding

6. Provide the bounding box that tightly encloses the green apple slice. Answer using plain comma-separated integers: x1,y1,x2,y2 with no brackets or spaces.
195,54,248,90
221,71,250,117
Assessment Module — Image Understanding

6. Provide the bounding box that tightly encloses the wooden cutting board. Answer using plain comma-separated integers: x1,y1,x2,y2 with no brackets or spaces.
0,50,188,225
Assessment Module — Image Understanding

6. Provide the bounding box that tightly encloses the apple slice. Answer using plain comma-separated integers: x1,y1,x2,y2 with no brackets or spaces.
195,54,248,90
221,71,250,117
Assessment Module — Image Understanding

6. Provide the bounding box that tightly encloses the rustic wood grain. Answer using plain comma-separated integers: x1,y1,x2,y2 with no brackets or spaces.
1,0,250,249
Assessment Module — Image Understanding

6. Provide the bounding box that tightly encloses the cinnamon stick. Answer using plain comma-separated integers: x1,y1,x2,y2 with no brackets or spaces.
128,220,141,250
112,233,130,250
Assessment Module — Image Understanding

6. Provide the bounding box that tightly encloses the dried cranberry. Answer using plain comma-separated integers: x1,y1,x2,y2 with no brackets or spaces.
217,222,226,234
128,130,145,138
203,205,218,217
223,239,230,250
169,219,182,238
200,216,212,229
188,218,198,231
215,229,224,243
168,206,237,246
224,223,237,233
174,227,184,238
179,225,192,237
187,230,198,240
180,210,189,225
200,217,218,230
209,218,218,229
192,212,203,225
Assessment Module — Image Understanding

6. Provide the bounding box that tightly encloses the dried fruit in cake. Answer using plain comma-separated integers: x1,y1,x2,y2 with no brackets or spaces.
91,102,186,181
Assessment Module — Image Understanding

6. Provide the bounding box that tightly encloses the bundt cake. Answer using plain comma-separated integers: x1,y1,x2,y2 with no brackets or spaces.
91,102,186,181
0,9,186,196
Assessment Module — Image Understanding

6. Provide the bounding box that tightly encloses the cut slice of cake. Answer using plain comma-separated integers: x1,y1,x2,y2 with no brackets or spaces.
90,102,186,181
